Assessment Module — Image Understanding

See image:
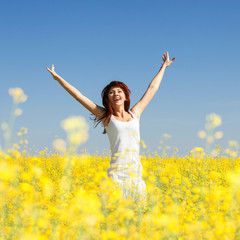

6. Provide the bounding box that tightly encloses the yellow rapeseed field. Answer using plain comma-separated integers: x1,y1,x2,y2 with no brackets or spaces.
1,149,240,240
1,87,240,239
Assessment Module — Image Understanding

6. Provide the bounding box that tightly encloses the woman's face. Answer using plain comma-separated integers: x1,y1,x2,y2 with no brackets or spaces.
108,87,126,106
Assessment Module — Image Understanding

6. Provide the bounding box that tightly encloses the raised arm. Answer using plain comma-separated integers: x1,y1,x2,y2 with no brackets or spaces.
131,51,175,119
46,64,105,118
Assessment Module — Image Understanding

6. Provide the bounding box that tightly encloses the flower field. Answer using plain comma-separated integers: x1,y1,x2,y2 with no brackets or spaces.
1,87,240,239
1,149,240,239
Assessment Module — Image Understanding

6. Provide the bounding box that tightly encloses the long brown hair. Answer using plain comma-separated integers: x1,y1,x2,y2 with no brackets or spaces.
90,81,131,134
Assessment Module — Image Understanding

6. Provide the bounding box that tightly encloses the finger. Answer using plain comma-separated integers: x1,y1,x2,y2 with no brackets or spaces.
46,67,54,74
166,51,169,60
52,64,55,70
172,57,176,61
163,52,166,59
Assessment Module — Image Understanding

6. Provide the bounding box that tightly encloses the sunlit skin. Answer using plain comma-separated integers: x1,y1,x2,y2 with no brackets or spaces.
106,51,175,121
46,51,175,125
107,87,130,121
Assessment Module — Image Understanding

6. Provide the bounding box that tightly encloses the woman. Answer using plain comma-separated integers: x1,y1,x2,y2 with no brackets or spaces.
46,51,175,202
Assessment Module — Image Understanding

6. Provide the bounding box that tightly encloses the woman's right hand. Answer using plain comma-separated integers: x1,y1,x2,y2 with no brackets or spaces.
46,64,59,81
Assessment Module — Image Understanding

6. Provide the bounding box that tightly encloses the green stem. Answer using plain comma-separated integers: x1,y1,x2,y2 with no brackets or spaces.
3,103,18,151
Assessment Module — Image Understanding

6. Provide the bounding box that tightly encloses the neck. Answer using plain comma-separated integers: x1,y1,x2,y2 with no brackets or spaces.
113,105,128,118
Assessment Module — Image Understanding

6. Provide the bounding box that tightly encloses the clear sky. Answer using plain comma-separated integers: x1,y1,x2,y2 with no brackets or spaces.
0,0,239,157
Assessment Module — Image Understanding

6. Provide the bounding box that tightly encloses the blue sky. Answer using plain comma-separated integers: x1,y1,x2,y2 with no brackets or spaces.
0,0,239,157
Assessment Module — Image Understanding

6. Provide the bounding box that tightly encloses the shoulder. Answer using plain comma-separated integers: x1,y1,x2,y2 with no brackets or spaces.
130,107,141,121
101,115,111,128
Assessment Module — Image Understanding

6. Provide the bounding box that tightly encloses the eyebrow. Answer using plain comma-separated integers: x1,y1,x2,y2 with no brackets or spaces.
109,89,122,92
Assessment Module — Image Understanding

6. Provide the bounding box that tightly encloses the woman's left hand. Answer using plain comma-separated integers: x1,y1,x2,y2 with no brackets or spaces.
161,51,175,67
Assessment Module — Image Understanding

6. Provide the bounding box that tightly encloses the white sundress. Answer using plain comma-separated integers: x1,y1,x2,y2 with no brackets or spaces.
105,110,147,202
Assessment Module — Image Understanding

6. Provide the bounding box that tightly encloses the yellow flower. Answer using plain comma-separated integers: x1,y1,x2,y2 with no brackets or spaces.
229,151,238,158
21,127,28,134
123,209,135,220
212,115,222,127
61,116,89,132
211,149,219,157
229,140,239,149
13,143,20,149
198,130,206,139
19,182,33,192
206,113,222,127
53,138,66,152
0,162,16,181
37,218,50,229
226,168,240,187
1,122,8,130
60,116,89,147
148,175,156,183
31,166,43,179
8,87,28,104
214,131,223,139
40,177,54,197
191,147,204,153
14,108,22,116
68,131,88,145
139,140,147,148
163,133,171,139
85,215,98,227
21,171,33,181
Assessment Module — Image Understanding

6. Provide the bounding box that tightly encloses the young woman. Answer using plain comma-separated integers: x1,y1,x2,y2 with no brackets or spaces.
46,51,175,202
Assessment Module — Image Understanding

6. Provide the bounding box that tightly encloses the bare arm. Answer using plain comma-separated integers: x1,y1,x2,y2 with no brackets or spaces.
46,64,104,118
131,51,175,119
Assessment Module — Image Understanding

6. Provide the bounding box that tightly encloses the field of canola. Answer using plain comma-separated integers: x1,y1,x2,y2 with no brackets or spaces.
1,149,240,240
1,88,240,239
